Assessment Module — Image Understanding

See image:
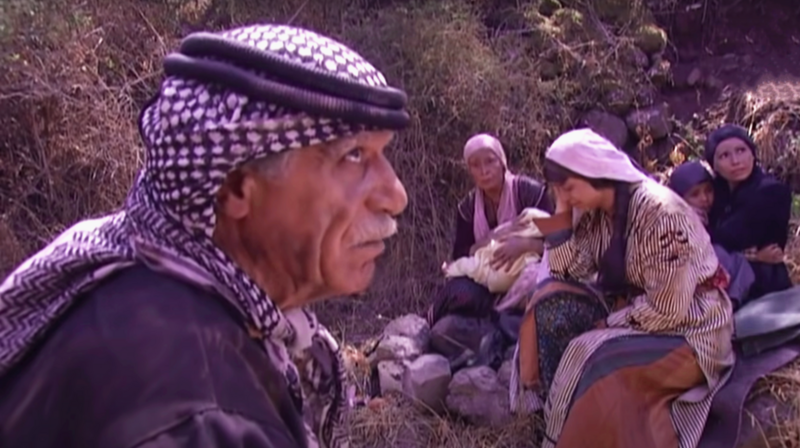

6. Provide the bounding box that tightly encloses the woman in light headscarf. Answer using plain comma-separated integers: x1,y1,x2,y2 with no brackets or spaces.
426,134,552,326
510,128,734,448
704,124,793,298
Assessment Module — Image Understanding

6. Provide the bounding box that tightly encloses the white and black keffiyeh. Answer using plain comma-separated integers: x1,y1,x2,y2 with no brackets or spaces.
0,24,408,448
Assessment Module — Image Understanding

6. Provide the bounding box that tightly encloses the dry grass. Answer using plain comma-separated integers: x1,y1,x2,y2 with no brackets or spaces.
0,0,159,258
786,226,800,284
750,359,800,448
347,392,541,448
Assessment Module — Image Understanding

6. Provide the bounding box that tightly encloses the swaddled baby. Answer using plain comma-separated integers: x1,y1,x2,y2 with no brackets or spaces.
445,207,551,293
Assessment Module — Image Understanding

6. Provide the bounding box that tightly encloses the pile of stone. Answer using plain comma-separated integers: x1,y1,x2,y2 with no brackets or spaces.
366,313,517,426
363,315,797,448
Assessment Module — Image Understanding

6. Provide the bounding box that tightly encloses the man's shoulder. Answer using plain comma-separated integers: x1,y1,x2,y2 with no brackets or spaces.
0,265,305,448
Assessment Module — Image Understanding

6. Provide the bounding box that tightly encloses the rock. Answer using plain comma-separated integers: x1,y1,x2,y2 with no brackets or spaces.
367,397,388,412
538,0,562,16
687,67,703,87
485,6,529,32
497,360,513,388
642,133,680,164
402,354,452,412
735,391,797,448
625,103,672,140
429,315,496,361
523,9,548,26
633,24,668,54
634,85,659,107
539,60,562,80
377,360,406,394
551,8,592,41
371,335,425,365
647,58,672,88
604,88,635,116
672,64,702,89
672,7,701,37
384,314,430,351
650,51,665,67
721,58,740,73
623,44,650,69
592,0,635,24
704,75,723,90
446,366,513,426
497,312,522,341
581,109,629,149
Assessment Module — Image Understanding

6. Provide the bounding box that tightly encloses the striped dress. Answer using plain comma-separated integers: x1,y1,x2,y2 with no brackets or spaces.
542,180,735,448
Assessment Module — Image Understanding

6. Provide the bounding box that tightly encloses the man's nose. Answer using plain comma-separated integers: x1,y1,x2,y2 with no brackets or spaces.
368,156,408,217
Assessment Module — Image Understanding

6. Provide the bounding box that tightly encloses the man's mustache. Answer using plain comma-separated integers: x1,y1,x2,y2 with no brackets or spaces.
352,216,398,246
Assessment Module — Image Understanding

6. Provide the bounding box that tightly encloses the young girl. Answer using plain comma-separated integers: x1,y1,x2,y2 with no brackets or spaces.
668,160,783,307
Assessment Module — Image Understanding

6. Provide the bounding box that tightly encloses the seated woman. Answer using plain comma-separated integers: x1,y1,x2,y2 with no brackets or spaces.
704,124,793,298
426,133,552,326
667,161,784,308
511,128,734,448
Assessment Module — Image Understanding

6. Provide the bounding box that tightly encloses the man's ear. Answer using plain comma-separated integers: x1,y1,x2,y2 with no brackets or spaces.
217,169,255,220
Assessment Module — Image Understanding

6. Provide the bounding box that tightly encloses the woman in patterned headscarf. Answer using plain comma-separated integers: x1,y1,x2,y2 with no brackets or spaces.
510,128,734,448
0,25,409,448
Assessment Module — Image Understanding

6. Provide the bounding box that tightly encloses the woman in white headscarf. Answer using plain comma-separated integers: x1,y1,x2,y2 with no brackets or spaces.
426,134,552,326
510,128,734,448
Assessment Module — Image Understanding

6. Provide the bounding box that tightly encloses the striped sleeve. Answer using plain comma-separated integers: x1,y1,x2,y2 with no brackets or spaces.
609,212,695,331
546,227,597,281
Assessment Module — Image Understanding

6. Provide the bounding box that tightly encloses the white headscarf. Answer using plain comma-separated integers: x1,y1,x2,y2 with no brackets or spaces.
545,128,650,183
463,133,518,242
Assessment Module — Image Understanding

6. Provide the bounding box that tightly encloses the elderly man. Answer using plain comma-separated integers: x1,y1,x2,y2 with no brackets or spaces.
0,25,408,448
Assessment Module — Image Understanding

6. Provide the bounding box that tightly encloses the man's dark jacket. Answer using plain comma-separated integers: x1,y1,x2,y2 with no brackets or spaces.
0,265,308,448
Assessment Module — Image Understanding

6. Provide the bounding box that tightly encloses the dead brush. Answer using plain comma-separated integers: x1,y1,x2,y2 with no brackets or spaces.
786,219,800,284
748,358,800,448
347,391,542,448
0,1,160,274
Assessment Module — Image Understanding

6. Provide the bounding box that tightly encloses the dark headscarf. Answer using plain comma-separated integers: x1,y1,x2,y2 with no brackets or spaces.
667,161,713,197
704,124,757,167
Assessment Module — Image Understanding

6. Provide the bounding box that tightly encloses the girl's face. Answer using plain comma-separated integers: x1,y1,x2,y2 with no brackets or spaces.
467,148,505,192
713,137,755,183
683,181,714,212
